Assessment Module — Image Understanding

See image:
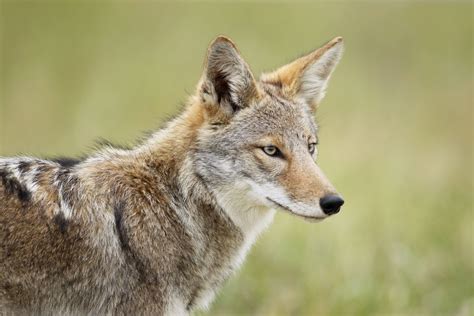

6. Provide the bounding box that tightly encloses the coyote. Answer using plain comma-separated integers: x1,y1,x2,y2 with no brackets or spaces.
0,36,344,315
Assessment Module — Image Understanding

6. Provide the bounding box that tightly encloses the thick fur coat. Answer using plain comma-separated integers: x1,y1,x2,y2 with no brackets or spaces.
0,36,344,315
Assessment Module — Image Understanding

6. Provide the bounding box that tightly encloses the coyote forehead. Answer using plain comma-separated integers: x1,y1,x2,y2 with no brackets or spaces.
0,36,344,315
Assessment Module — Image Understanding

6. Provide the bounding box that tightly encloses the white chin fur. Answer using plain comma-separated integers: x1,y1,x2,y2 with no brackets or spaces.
247,181,327,220
213,181,275,237
213,181,276,274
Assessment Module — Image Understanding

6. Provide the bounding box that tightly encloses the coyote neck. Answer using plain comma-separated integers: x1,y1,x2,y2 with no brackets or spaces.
139,100,206,157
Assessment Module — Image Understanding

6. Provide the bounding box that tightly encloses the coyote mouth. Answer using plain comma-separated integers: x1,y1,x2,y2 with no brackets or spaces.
266,197,325,221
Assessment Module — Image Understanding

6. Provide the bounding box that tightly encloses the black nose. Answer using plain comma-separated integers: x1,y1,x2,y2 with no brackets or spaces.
320,195,344,215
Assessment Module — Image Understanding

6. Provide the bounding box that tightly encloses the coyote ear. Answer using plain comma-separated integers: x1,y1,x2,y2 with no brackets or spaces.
200,36,259,119
261,37,343,110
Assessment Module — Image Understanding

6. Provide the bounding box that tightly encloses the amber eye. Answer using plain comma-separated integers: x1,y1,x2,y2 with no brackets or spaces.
262,145,281,157
308,143,317,155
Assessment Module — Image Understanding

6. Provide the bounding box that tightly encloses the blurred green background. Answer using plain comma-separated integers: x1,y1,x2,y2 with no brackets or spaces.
1,1,472,315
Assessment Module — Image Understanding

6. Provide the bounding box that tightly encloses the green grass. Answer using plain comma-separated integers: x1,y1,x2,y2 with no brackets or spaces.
1,2,472,315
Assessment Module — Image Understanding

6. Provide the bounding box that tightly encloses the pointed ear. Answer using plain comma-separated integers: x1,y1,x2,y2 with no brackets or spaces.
261,37,344,109
199,36,259,120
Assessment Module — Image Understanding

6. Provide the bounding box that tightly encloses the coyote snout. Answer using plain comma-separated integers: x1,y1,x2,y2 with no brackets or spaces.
262,157,344,220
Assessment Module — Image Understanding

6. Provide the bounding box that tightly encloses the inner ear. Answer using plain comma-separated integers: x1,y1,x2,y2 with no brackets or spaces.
260,37,344,110
200,36,259,118
212,71,239,112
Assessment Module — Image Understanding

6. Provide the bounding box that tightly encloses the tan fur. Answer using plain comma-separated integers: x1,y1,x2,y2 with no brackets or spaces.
280,158,335,203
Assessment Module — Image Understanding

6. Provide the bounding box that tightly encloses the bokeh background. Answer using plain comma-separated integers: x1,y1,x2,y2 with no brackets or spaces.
1,1,472,315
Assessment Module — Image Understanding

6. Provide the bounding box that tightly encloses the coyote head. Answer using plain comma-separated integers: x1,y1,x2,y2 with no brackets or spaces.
194,36,344,222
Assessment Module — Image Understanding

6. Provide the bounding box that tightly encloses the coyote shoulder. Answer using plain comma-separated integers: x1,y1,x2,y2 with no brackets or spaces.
0,36,344,315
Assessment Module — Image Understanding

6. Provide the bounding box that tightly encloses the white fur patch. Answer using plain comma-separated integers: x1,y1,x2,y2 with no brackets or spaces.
214,180,276,269
165,293,188,316
192,287,218,312
57,193,73,219
215,181,275,236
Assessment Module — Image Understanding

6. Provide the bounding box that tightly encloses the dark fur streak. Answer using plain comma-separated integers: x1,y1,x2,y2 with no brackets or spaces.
36,164,52,174
17,161,32,174
0,170,31,203
52,157,82,168
114,202,151,283
17,186,31,203
114,202,129,250
54,212,68,234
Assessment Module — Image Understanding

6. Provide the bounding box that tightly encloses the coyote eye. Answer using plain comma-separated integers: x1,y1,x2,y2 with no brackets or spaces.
262,145,281,157
308,143,317,155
